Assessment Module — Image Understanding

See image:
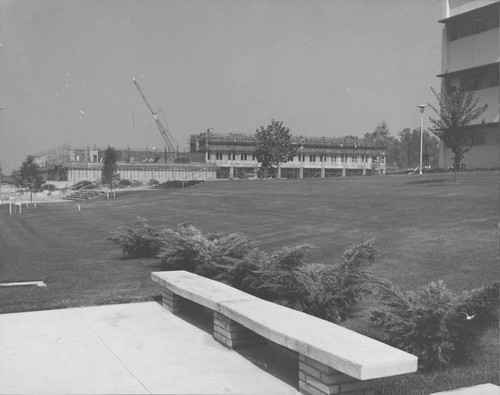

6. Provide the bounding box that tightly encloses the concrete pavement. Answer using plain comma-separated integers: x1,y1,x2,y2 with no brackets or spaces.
0,302,300,394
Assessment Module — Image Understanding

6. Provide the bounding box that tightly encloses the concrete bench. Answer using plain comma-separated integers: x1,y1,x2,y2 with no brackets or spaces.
152,270,418,395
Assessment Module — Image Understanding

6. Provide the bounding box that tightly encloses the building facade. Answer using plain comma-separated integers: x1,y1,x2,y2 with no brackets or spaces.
438,0,499,169
189,131,386,179
34,145,216,184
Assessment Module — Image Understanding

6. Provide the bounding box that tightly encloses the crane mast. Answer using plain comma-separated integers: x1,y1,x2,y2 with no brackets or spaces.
132,78,178,153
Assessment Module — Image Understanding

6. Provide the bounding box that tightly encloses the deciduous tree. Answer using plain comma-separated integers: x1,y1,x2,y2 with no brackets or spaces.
101,146,120,196
255,119,295,177
17,155,43,191
429,87,488,178
364,121,401,168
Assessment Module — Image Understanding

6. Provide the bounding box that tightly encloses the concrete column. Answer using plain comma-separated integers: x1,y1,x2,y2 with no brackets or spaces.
230,166,234,179
161,290,199,314
213,312,266,350
320,167,325,178
277,166,281,179
342,168,346,177
299,167,304,179
362,168,366,175
298,354,375,395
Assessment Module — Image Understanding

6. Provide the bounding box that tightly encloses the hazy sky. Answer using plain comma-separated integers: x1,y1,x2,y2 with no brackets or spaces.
0,0,443,170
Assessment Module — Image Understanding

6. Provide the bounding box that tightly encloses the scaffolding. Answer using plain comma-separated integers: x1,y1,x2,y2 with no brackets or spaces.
190,131,386,157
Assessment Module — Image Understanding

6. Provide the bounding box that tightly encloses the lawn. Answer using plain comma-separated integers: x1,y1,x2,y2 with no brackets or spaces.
0,171,498,394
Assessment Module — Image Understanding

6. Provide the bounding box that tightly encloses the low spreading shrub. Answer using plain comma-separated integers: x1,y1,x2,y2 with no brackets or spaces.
118,179,132,188
156,223,252,278
41,183,57,192
257,240,377,322
107,217,169,258
370,280,499,371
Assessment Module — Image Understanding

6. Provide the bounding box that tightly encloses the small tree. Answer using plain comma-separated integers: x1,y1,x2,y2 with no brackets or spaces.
18,155,43,191
101,146,119,198
429,87,488,178
255,119,295,178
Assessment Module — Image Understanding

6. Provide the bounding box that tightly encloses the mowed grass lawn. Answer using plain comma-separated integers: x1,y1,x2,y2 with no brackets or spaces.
0,171,498,394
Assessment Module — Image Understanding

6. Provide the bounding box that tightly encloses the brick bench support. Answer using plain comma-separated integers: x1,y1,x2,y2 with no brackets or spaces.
161,289,200,314
299,354,375,395
213,311,267,349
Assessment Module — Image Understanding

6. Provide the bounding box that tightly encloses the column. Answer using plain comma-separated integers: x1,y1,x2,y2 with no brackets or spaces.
161,290,199,314
213,312,266,349
298,354,375,395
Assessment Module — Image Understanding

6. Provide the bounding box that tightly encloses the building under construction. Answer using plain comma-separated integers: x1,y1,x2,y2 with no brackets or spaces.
190,130,386,179
34,144,214,184
34,132,385,185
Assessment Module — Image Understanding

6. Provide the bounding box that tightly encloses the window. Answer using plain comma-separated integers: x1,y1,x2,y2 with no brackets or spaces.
449,12,498,41
461,69,499,91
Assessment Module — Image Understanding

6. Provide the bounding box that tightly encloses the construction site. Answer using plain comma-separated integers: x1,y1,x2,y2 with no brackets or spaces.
32,79,386,185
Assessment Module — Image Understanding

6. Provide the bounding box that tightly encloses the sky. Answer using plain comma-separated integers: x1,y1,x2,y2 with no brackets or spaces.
0,0,443,170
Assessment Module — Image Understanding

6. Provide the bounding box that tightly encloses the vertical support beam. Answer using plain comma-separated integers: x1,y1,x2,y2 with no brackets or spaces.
362,168,366,176
298,355,375,395
299,167,304,179
213,312,266,349
342,168,346,177
320,167,325,178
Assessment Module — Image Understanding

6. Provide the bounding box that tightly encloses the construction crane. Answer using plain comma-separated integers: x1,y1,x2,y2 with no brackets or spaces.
132,78,178,153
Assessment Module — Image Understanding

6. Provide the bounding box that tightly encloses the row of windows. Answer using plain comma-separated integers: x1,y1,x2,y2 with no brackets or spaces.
448,12,498,41
461,68,499,91
467,125,499,146
209,153,379,162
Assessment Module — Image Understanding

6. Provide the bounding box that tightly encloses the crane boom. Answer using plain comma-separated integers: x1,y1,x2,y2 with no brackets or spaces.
132,78,178,153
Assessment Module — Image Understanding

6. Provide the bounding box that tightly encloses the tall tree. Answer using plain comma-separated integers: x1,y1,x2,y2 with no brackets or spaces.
364,121,401,168
17,155,43,191
101,146,119,196
398,128,440,170
255,119,295,176
428,87,488,177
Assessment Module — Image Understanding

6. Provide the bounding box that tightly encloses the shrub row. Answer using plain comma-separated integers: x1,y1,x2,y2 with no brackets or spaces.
108,219,377,323
108,218,499,371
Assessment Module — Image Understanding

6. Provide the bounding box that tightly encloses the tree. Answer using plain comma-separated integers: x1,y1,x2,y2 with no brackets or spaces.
17,155,43,191
429,87,488,177
101,146,119,197
363,121,401,168
254,119,295,177
398,128,440,170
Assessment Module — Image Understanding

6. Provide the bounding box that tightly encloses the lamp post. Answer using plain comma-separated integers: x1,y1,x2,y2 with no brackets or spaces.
417,104,427,175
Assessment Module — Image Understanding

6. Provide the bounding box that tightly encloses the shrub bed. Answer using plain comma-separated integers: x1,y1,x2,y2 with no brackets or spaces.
370,280,499,370
108,218,499,371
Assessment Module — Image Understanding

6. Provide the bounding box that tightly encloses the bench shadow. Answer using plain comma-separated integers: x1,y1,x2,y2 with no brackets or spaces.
159,303,299,390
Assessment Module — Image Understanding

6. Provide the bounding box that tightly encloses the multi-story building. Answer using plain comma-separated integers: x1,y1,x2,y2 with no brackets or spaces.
34,145,214,183
437,0,499,169
189,131,386,179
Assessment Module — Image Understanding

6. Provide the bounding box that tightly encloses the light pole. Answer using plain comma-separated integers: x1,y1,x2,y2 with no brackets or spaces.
417,104,427,175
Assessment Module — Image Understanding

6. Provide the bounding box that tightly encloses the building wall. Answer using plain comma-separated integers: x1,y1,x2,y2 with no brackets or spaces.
66,163,217,184
444,28,499,73
438,0,499,169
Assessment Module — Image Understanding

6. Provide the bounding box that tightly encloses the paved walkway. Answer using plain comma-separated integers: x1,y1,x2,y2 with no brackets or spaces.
0,302,300,394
